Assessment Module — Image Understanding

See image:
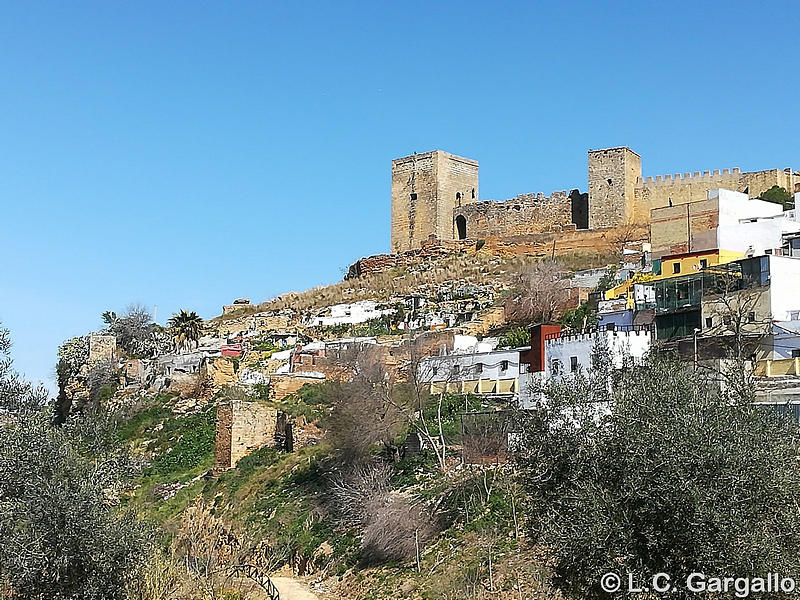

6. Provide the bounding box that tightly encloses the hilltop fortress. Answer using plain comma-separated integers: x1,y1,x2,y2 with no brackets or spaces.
389,147,799,254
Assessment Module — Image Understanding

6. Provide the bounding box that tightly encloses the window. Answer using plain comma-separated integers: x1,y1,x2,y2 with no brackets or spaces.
471,188,475,199
452,365,460,377
500,360,509,371
476,362,484,374
723,315,732,326
551,359,561,375
705,317,713,328
410,193,418,201
790,311,800,321
606,322,616,331
699,259,708,269
793,350,800,359
456,192,462,201
673,263,681,274
570,356,579,372
747,312,756,323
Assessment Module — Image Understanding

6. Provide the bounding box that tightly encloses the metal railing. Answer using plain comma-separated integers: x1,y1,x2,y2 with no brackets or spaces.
228,564,281,600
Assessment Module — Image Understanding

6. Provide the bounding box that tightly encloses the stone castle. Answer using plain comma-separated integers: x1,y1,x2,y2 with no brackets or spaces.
390,147,799,253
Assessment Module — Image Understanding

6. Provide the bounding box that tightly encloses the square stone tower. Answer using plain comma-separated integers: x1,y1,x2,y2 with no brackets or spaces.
391,150,479,253
588,147,642,228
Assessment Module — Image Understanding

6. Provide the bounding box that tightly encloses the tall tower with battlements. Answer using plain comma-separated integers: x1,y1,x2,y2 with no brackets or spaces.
587,147,642,229
390,150,479,253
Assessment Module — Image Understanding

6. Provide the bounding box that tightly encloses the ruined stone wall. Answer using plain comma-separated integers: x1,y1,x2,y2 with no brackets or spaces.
268,374,325,402
88,334,116,364
214,401,278,470
347,239,475,278
391,151,479,253
454,191,582,240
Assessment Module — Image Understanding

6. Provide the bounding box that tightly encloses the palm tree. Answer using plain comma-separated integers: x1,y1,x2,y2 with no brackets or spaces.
167,309,203,353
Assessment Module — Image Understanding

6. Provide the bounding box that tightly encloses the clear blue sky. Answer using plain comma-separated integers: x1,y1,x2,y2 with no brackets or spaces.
1,1,798,393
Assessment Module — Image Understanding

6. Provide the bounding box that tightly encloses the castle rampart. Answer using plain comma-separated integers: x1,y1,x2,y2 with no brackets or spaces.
454,190,585,241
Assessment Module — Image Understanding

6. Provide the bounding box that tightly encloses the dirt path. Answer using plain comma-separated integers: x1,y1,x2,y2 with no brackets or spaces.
270,577,320,600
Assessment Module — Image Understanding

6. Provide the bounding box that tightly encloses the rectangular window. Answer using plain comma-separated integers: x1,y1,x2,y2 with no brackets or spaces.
673,263,681,274
699,259,708,269
500,360,509,371
723,315,732,326
747,312,756,323
409,193,418,201
551,359,561,375
432,366,438,376
476,362,483,374
570,356,579,372
705,317,713,328
793,350,800,359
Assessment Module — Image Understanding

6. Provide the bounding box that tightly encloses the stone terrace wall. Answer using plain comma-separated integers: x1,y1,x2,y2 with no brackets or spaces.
455,191,576,240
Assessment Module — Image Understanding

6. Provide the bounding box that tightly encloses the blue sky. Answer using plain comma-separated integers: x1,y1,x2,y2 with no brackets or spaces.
1,1,798,392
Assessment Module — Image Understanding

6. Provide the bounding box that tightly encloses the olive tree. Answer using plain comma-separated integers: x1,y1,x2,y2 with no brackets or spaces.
0,326,149,599
517,353,800,599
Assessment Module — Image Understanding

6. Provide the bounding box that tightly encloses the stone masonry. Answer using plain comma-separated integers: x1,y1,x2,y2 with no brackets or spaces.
588,146,799,228
214,400,278,471
391,150,479,253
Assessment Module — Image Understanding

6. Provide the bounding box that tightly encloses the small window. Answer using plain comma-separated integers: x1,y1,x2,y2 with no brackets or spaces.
570,356,579,372
471,188,475,199
699,259,708,269
452,365,460,377
673,263,681,274
432,366,438,376
791,311,800,321
551,359,561,375
792,350,800,359
456,192,462,201
723,315,732,326
747,312,756,323
705,317,713,328
410,192,418,201
500,360,509,371
476,362,483,374
606,322,616,331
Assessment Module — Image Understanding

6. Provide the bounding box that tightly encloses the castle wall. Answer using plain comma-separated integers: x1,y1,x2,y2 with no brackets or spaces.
454,191,575,240
391,151,478,253
634,168,797,223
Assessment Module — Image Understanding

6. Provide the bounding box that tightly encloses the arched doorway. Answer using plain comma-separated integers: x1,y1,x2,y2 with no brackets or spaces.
455,215,467,240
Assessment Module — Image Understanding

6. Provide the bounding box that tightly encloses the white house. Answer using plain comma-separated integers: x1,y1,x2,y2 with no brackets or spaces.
518,324,653,408
310,300,394,327
418,346,525,397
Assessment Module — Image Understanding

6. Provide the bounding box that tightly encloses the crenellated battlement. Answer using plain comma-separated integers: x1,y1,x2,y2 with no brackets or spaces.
638,168,741,186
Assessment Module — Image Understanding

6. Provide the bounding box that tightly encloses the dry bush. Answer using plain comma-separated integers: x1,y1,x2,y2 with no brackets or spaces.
126,550,181,600
327,461,392,526
172,500,246,599
360,495,436,565
504,259,571,323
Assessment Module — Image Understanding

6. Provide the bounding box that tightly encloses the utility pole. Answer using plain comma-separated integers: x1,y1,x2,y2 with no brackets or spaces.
694,327,701,372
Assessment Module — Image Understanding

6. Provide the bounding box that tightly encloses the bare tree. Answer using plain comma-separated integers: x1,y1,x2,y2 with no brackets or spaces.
504,260,570,324
701,270,770,400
